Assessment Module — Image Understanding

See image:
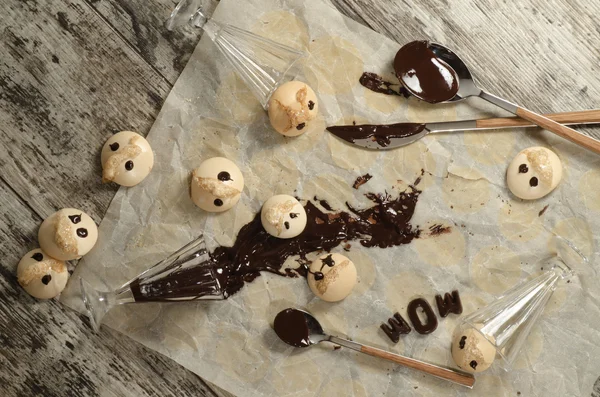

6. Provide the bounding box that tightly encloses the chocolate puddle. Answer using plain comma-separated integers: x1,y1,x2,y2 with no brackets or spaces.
327,123,426,148
394,40,459,103
132,182,422,301
274,309,311,347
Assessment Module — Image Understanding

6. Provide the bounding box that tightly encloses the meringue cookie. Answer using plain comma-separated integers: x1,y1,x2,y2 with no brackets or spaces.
191,157,244,212
506,146,562,200
307,253,357,302
451,324,497,373
267,81,318,136
261,195,306,238
38,208,99,260
17,248,68,299
101,131,154,187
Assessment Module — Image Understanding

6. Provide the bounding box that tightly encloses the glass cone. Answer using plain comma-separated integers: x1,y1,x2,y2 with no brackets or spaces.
80,235,225,331
459,237,587,367
166,0,305,109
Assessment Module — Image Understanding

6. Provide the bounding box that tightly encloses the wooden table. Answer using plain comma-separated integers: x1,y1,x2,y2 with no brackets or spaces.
1,0,599,395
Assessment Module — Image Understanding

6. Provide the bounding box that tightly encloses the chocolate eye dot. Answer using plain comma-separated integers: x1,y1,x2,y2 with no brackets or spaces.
459,335,467,349
529,177,539,187
125,160,134,171
518,164,528,173
41,275,52,285
214,199,223,207
308,100,315,110
313,271,324,281
289,213,298,219
109,142,119,151
32,252,43,261
68,214,82,224
296,122,306,130
76,228,88,238
217,171,231,181
284,221,290,230
469,360,478,370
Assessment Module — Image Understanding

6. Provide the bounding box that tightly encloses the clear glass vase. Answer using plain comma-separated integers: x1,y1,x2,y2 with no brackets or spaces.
166,0,305,109
80,235,225,331
458,236,589,367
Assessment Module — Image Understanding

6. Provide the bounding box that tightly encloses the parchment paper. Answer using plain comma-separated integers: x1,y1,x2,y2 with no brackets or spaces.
62,0,600,395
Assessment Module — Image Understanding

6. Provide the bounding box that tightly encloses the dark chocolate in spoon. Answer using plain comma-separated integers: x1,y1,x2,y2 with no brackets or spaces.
273,308,311,347
327,123,426,148
394,40,459,104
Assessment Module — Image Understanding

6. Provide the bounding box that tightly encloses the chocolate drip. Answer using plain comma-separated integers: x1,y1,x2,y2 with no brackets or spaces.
407,298,438,334
359,72,410,97
435,290,463,318
273,309,311,347
380,312,412,343
326,123,426,148
314,197,334,211
429,224,451,236
130,181,421,301
353,174,372,189
394,41,459,103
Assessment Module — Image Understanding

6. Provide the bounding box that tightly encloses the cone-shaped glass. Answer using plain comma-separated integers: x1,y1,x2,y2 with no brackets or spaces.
459,236,587,367
80,236,225,331
166,0,305,109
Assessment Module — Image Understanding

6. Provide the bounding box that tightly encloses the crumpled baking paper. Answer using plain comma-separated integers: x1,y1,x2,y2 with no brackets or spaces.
62,0,600,395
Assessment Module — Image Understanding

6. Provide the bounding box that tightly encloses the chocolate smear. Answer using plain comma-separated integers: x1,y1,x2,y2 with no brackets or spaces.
353,174,372,189
429,224,451,236
131,182,422,301
435,290,463,317
394,40,459,103
538,205,549,217
359,72,410,97
273,309,311,347
327,122,426,148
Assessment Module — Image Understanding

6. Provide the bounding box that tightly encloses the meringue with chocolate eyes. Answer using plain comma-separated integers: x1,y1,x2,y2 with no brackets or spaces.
261,195,306,239
267,81,319,136
191,157,244,212
451,324,497,373
17,248,69,299
38,208,99,261
101,131,154,187
307,253,357,302
506,146,562,200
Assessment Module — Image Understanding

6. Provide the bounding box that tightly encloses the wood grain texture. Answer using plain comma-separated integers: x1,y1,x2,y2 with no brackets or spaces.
0,180,219,397
475,109,600,129
516,107,600,153
360,345,475,388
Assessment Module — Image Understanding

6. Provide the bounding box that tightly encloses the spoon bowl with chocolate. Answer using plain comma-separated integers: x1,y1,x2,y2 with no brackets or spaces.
274,308,475,388
394,40,600,154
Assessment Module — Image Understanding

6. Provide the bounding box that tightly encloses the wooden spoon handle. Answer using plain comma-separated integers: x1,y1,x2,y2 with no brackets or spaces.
514,107,600,154
475,109,600,129
360,345,475,388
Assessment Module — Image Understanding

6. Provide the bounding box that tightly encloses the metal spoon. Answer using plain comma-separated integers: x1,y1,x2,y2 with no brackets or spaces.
273,308,475,388
423,43,600,154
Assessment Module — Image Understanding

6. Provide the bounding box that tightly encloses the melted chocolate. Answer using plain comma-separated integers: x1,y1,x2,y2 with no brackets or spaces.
218,171,232,181
353,174,372,189
214,199,223,207
326,123,426,148
394,41,459,103
407,298,438,334
32,252,43,261
41,275,52,285
530,177,539,187
314,197,334,211
125,160,134,171
130,182,422,301
308,100,315,110
429,224,451,236
459,335,467,349
538,205,549,217
296,123,306,130
109,142,119,151
381,312,411,343
518,164,528,173
76,228,88,238
68,214,81,224
273,309,311,347
435,290,463,318
359,72,410,97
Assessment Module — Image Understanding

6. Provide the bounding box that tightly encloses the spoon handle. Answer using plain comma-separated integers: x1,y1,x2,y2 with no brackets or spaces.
475,109,600,129
515,107,600,154
328,336,475,388
479,91,600,154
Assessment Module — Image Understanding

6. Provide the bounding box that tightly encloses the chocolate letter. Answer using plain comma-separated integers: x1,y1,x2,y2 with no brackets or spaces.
380,312,411,343
435,290,463,318
407,298,438,334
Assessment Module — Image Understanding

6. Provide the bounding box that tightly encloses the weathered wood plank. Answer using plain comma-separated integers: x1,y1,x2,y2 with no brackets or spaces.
0,179,220,397
85,0,209,84
0,0,171,221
